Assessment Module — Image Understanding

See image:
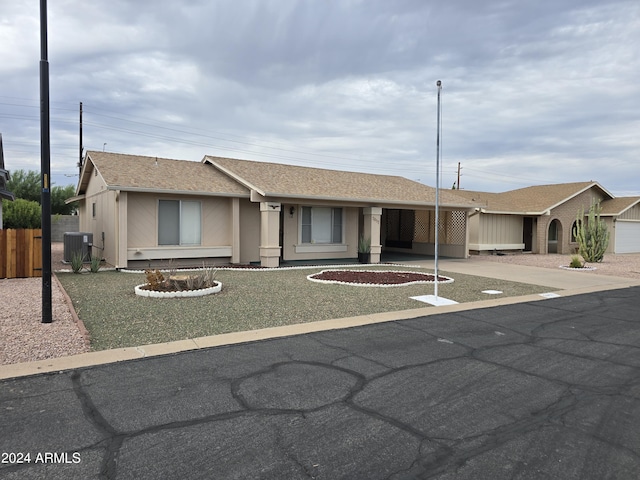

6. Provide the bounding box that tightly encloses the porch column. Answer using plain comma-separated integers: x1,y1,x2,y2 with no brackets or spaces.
116,191,127,268
231,198,240,264
363,207,382,264
260,202,281,268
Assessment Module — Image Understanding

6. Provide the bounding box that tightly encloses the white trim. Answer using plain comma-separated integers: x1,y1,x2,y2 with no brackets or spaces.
469,243,525,251
294,244,348,254
128,246,232,260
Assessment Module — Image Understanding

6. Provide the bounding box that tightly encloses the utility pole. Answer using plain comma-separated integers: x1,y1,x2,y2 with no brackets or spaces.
457,161,461,190
40,0,52,323
79,102,83,175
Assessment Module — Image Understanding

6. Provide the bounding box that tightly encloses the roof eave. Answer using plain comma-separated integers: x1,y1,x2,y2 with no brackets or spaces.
0,190,15,201
105,186,250,198
261,192,477,209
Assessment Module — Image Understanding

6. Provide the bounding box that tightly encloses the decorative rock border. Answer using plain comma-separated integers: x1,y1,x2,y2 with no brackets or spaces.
307,269,454,287
559,266,597,271
134,281,222,298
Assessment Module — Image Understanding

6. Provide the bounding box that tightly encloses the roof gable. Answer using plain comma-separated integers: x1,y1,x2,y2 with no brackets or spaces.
601,197,640,216
455,182,613,214
204,156,479,208
78,151,249,197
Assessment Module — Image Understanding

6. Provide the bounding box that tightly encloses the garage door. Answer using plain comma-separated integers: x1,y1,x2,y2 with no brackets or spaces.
615,221,640,253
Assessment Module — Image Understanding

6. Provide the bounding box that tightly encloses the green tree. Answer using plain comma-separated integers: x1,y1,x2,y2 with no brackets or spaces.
6,169,77,214
2,198,41,229
52,184,78,215
573,201,610,263
6,169,40,203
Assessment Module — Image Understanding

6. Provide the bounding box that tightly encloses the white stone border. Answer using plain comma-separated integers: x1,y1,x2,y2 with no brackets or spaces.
134,281,222,298
307,269,455,287
120,263,412,274
559,265,597,271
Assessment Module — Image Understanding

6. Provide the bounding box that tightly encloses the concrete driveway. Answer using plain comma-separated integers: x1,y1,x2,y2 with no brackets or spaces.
2,284,640,479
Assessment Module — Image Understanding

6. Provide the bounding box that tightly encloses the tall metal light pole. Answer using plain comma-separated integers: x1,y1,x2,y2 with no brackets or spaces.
40,0,52,323
434,80,442,299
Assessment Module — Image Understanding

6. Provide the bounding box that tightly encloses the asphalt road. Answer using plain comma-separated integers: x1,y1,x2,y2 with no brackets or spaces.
2,286,640,479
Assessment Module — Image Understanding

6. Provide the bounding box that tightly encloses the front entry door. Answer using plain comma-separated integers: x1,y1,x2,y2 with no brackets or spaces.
523,217,533,252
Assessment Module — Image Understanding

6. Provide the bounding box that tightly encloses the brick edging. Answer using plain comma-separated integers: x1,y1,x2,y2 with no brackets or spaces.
53,273,91,349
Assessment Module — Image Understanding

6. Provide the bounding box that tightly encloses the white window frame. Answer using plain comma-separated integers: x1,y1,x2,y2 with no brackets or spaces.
158,199,202,246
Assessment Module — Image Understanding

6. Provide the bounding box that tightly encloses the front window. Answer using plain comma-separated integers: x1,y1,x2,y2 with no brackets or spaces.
301,207,342,244
158,200,201,246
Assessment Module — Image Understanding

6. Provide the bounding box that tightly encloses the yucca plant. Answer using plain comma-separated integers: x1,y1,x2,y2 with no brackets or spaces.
70,251,85,274
90,254,101,273
573,201,610,263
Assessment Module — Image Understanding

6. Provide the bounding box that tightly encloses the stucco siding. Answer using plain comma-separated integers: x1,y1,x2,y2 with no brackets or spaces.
239,198,260,264
127,194,157,248
127,193,232,249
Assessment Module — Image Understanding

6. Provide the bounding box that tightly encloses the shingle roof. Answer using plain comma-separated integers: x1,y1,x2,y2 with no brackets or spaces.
454,182,612,214
601,197,640,216
204,156,479,208
80,151,249,196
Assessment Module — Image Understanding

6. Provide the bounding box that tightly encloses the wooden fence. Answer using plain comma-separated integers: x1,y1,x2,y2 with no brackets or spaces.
0,229,42,279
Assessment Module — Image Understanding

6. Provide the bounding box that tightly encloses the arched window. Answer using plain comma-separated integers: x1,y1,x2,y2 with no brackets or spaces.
570,220,578,243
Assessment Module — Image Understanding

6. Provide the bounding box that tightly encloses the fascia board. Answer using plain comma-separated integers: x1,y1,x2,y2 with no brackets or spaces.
105,186,250,198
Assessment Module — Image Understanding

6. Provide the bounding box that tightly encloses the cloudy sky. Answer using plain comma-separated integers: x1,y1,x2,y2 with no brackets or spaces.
1,0,639,195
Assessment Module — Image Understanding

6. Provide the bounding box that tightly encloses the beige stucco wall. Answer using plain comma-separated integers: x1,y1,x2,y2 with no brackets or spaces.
126,193,232,248
239,198,260,263
124,193,236,266
78,171,118,264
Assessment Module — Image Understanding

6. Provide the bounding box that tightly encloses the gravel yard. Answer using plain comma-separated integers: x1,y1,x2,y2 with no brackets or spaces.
471,252,640,280
2,243,639,366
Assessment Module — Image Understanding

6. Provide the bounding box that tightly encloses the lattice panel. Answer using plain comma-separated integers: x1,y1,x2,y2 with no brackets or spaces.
399,210,415,242
444,210,467,245
414,210,431,242
385,209,400,241
413,209,466,245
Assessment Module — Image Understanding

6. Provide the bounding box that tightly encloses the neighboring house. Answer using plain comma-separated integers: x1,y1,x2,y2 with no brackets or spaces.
71,151,481,268
454,182,640,255
0,134,16,229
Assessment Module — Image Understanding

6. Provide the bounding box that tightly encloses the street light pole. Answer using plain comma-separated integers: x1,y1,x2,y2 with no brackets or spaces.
40,0,52,323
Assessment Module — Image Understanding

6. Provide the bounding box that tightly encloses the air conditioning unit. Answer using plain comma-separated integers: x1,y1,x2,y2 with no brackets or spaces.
63,232,93,263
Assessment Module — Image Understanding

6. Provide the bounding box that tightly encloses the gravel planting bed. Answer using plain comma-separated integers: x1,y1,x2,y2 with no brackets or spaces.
308,269,454,286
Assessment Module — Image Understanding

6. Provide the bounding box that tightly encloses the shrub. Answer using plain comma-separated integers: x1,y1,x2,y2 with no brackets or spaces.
573,201,610,263
358,235,371,253
2,198,41,229
569,255,584,268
